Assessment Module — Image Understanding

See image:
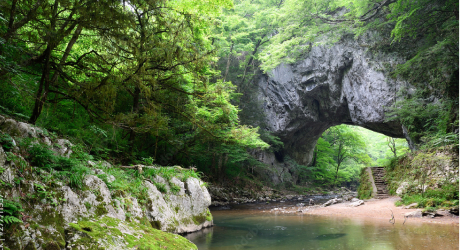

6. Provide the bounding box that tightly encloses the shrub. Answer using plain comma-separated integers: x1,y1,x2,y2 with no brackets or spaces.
0,133,14,151
26,143,55,169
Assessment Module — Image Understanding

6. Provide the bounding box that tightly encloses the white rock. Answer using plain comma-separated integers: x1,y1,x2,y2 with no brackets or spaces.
396,182,409,196
404,203,418,209
349,200,364,207
53,139,73,157
404,210,423,218
0,165,14,184
60,186,88,223
83,175,111,204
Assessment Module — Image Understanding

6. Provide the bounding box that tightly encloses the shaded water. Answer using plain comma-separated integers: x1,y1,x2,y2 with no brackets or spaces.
186,202,459,250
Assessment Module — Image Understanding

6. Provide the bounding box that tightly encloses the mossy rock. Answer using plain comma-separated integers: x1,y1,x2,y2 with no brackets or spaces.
43,241,60,250
69,217,197,250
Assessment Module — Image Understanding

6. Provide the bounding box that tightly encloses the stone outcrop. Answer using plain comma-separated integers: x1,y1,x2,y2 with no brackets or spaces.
255,33,410,165
0,116,209,249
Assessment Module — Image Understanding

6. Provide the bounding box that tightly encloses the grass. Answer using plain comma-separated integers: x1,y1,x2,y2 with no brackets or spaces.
396,185,459,210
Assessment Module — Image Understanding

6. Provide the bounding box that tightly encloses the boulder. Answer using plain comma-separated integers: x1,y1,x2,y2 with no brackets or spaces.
396,182,409,196
435,209,451,217
404,203,418,209
404,210,423,218
349,199,364,207
449,206,459,215
323,198,342,207
53,139,73,157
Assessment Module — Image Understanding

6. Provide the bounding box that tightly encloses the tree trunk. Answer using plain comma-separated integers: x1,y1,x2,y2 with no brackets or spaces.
217,154,223,182
223,42,233,82
28,0,59,124
29,45,52,124
128,86,141,149
334,162,341,186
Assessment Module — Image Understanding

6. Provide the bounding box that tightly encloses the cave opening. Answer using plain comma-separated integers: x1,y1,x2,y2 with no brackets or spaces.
307,124,410,189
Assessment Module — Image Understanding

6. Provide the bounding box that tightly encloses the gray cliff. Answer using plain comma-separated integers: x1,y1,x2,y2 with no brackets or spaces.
0,116,208,250
255,34,411,166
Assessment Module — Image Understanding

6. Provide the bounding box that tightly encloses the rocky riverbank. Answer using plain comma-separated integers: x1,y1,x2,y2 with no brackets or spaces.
208,184,357,207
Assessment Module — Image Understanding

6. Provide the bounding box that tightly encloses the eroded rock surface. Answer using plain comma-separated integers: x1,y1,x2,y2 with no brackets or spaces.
255,34,410,165
0,116,209,249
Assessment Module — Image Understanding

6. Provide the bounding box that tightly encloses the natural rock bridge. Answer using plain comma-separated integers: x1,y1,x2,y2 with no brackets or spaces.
255,35,412,166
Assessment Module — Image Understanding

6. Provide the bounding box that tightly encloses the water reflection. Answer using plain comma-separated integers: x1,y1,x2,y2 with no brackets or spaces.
314,233,347,240
185,203,459,250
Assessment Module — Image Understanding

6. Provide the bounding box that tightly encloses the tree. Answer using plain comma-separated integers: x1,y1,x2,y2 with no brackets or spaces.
387,137,397,158
322,125,371,185
214,0,281,88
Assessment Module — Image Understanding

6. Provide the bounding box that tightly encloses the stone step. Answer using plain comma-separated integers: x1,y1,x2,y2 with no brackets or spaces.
370,167,389,199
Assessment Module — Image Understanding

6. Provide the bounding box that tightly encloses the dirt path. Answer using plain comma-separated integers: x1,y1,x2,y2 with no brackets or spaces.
304,196,459,225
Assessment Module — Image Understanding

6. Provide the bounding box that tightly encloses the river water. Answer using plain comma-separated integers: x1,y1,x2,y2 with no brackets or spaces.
185,201,459,250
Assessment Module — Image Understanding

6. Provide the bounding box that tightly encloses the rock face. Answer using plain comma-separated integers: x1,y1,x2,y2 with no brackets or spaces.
0,116,209,249
255,34,409,165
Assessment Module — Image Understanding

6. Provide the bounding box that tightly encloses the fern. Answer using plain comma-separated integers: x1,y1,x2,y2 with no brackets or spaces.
2,199,23,225
1,215,23,225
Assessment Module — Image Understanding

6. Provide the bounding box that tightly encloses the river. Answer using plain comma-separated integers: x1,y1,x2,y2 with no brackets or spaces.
185,201,459,250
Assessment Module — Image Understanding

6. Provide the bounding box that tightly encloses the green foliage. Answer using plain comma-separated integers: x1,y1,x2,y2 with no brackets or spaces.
169,184,181,195
318,125,371,186
0,133,14,151
25,143,56,169
5,151,28,172
1,199,23,226
386,90,459,147
155,183,167,194
357,168,373,199
385,147,459,209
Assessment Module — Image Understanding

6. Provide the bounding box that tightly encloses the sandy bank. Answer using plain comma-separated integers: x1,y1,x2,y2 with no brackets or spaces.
303,196,459,225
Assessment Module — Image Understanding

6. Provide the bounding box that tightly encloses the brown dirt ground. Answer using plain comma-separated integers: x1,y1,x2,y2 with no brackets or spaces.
303,196,459,225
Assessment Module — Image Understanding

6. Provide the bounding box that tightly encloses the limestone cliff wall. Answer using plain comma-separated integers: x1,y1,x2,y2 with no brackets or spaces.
0,116,209,250
255,33,412,166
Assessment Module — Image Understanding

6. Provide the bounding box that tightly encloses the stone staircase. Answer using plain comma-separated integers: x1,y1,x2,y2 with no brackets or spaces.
371,167,389,199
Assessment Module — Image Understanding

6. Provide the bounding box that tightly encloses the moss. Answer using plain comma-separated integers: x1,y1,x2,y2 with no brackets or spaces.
150,220,162,229
357,168,373,199
70,217,197,249
192,212,207,225
205,208,213,222
43,241,60,250
84,201,91,210
95,203,108,216
96,195,104,202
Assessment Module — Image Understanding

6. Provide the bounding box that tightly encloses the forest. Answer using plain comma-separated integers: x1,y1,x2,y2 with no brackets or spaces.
0,0,458,191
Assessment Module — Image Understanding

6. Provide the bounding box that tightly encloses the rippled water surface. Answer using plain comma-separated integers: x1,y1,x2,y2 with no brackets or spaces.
185,202,459,250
